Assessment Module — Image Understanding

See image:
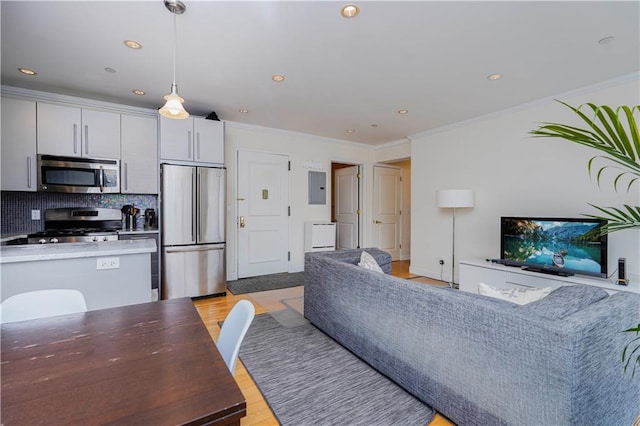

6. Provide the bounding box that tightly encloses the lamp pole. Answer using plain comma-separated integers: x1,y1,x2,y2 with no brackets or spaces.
436,189,474,289
450,207,457,288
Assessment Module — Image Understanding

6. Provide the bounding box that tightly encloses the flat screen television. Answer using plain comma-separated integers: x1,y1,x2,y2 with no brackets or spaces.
500,217,608,278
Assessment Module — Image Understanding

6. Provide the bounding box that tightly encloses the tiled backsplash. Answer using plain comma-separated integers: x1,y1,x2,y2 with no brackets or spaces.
1,191,157,235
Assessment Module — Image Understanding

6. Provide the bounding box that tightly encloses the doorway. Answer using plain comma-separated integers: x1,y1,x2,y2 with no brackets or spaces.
373,159,411,261
237,150,290,278
331,162,361,250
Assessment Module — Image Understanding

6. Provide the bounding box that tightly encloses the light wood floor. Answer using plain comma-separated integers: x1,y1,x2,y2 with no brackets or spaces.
193,260,453,426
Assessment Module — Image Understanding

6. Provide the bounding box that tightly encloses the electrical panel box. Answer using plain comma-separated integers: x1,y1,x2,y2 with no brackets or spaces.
308,171,326,205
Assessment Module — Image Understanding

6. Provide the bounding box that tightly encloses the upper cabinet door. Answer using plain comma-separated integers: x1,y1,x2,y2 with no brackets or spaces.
121,114,158,194
81,109,121,159
37,103,120,159
193,118,224,165
160,116,193,161
1,97,37,191
37,103,82,156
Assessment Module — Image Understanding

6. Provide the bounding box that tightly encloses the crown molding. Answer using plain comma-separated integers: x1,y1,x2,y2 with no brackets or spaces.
408,72,640,140
1,85,158,117
224,120,374,149
374,138,411,150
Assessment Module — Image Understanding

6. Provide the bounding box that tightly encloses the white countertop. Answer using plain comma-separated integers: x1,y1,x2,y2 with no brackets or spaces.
0,239,156,264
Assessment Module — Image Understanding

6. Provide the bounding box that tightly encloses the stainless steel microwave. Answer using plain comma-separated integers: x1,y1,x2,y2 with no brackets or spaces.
37,155,120,193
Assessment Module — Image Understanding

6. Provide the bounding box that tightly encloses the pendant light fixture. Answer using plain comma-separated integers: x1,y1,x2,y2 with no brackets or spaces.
159,0,189,119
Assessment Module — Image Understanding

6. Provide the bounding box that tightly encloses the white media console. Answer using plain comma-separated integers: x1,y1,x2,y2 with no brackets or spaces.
459,259,639,294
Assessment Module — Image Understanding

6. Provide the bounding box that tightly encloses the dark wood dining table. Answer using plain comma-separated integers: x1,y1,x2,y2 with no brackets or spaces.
1,297,246,425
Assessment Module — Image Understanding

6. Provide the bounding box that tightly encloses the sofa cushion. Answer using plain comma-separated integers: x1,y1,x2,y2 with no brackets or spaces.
358,251,383,273
314,248,392,274
478,282,552,305
519,284,609,319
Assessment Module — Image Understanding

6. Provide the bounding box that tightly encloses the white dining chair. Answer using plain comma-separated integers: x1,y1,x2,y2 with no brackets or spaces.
217,299,255,374
0,289,88,324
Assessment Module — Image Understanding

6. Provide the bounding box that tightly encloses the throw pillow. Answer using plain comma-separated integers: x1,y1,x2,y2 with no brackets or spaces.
478,282,552,305
519,285,609,319
358,251,384,273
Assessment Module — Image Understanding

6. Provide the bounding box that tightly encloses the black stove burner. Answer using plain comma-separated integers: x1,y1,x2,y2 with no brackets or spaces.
28,228,118,238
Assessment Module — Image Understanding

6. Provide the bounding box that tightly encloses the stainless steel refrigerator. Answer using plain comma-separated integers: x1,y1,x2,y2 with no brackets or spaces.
161,164,226,299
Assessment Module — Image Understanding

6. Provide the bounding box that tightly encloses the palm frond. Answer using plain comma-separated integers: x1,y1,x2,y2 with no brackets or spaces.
622,325,640,377
530,101,640,189
585,204,640,234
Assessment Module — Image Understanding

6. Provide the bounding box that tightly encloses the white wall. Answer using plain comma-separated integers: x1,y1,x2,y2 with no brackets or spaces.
224,123,375,280
410,77,640,282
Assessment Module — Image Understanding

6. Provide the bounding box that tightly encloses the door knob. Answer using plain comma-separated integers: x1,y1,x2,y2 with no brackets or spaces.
374,220,382,224
239,216,246,228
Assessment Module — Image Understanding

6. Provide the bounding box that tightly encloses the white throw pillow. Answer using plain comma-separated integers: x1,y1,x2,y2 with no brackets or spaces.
358,251,383,273
478,282,552,305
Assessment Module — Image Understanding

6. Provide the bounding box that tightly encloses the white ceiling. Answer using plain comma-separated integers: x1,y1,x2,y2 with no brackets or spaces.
2,1,638,146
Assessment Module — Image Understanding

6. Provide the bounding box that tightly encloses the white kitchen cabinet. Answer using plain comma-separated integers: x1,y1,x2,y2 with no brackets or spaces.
121,114,158,194
160,116,224,164
1,97,37,191
194,118,224,164
37,103,121,159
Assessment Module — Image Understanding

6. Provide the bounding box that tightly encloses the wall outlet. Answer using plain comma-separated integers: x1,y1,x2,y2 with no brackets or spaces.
31,209,41,220
97,257,120,270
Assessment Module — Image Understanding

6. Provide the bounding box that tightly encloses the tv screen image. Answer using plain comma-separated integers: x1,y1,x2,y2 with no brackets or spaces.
500,217,608,277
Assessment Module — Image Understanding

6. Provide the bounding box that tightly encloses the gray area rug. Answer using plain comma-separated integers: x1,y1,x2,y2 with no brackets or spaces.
227,272,304,295
239,311,435,426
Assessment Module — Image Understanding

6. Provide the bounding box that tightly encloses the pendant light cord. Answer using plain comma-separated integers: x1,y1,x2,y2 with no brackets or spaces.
172,11,177,87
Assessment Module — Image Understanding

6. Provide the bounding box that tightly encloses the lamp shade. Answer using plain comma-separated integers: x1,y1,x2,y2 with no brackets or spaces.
436,189,474,208
159,84,189,119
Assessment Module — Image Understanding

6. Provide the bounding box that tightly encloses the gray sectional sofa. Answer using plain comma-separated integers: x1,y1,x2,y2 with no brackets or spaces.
304,248,640,426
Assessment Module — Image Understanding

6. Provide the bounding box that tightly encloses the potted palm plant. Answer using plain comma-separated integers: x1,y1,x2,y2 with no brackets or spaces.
530,101,639,378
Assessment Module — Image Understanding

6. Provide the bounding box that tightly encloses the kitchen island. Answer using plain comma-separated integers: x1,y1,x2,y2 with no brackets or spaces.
0,239,156,310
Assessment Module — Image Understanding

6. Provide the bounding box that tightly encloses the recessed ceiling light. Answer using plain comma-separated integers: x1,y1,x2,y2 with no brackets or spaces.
18,68,37,76
104,67,117,74
398,109,408,114
124,40,143,49
272,75,285,82
239,109,248,113
341,4,360,18
132,89,146,96
487,73,502,81
598,36,615,45
347,129,355,133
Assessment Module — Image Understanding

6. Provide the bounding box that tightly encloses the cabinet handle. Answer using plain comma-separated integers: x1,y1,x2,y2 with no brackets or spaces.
188,130,192,159
197,132,201,159
125,163,129,190
374,220,382,224
27,156,32,188
84,125,89,154
99,167,104,193
73,124,78,153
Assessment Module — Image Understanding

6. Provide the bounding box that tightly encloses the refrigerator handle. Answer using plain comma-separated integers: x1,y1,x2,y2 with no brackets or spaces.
198,171,202,242
192,168,197,243
165,246,224,254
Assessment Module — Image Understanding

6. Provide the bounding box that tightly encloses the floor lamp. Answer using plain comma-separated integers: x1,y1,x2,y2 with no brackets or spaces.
437,189,474,288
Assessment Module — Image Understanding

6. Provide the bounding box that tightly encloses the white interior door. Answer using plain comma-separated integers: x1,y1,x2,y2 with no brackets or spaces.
335,165,360,249
373,165,401,260
237,151,289,278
